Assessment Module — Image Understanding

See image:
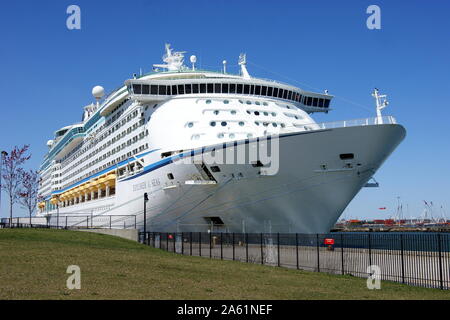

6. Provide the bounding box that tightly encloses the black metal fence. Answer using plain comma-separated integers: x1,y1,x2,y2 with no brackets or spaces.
1,215,137,230
139,232,450,290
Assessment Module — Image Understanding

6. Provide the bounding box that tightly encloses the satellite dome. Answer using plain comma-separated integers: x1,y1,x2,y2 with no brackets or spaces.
47,140,54,147
190,55,197,63
92,86,105,100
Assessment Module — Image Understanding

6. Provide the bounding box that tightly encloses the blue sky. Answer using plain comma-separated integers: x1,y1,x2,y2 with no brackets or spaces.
0,0,449,220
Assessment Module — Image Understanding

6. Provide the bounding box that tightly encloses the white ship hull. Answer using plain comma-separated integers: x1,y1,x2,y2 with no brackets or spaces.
48,123,405,233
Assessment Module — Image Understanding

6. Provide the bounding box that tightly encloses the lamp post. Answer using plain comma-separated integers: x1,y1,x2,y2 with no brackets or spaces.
0,151,8,227
143,192,149,237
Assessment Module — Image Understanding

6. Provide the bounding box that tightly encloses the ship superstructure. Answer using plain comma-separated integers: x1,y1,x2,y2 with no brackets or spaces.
37,44,406,233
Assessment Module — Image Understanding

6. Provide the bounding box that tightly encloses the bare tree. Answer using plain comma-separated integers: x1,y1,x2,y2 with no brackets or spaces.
19,169,41,225
1,145,31,226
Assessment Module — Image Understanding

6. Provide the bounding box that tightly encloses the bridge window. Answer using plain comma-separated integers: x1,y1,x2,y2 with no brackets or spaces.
250,85,255,95
261,86,267,96
324,99,330,108
200,83,206,93
318,98,324,108
267,86,273,96
222,83,229,93
243,84,250,94
158,85,166,95
237,84,243,94
193,83,199,93
185,84,192,94
215,83,221,93
172,85,178,95
178,84,185,94
151,85,158,95
207,83,214,93
133,84,142,94
229,83,236,93
142,85,150,94
312,97,318,107
273,87,278,97
255,85,261,95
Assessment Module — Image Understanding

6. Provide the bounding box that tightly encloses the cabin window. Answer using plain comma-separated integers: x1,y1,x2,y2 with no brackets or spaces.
221,121,227,126
340,153,354,160
167,173,174,180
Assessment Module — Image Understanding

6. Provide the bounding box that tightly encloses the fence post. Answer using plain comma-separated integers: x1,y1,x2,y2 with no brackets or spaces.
87,216,89,229
438,233,443,290
181,232,184,255
220,233,223,260
109,216,112,229
232,233,235,261
245,233,249,263
277,233,280,267
65,216,68,229
190,232,192,256
134,216,137,229
296,233,299,270
261,233,264,265
316,234,320,272
400,234,405,284
199,232,202,257
368,232,372,267
209,232,212,258
341,233,344,275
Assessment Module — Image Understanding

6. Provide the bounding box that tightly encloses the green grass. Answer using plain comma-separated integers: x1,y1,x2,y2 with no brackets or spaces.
0,229,448,300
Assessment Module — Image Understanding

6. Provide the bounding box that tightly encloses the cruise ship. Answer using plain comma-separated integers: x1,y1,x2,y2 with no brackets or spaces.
37,44,406,233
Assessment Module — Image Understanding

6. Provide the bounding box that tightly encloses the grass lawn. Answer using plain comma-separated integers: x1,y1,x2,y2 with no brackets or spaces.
0,229,448,300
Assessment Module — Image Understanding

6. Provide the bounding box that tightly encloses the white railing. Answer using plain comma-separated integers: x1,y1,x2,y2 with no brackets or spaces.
315,116,397,130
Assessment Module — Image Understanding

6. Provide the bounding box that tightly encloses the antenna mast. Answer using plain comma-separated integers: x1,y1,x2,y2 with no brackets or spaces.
372,88,389,124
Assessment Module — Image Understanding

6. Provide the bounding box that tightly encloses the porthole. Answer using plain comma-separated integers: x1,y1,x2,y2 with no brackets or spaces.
254,111,260,116
271,112,276,116
246,110,251,114
263,122,269,127
239,121,244,126
239,100,244,104
210,121,216,127
221,121,227,127
255,121,260,126
187,122,194,128
263,112,268,116
272,123,278,127
229,133,235,139
206,100,212,104
255,101,260,105
231,110,237,115
263,102,268,106
224,100,229,104
213,110,219,115
246,101,251,105
218,133,224,138
281,123,286,128
247,133,253,138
